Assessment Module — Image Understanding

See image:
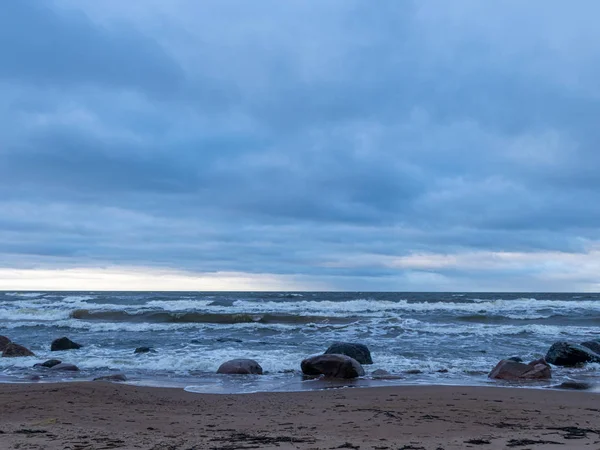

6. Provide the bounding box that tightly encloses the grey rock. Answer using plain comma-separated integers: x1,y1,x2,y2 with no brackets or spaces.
507,356,523,362
545,341,600,366
324,342,373,365
50,363,80,372
2,342,35,357
301,354,365,379
34,359,62,369
51,337,82,351
217,358,263,375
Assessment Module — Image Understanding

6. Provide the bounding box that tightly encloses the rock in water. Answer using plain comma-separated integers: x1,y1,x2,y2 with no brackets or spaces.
0,336,11,352
545,341,600,366
51,337,82,351
371,369,403,380
581,340,600,354
488,358,551,380
301,354,365,379
34,359,62,368
2,342,35,357
94,374,127,382
134,346,155,354
324,342,373,365
50,363,80,372
556,381,594,390
216,359,263,375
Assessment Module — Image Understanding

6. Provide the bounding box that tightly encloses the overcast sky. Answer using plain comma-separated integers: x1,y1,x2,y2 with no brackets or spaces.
1,0,600,291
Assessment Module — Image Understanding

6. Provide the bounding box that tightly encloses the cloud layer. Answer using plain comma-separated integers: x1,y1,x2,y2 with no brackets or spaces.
1,0,600,290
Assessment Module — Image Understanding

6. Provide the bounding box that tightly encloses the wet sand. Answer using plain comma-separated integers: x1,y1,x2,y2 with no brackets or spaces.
1,382,599,449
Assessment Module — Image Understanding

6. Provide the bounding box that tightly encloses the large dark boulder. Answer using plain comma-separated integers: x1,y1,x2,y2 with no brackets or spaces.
50,363,80,372
324,342,373,365
34,359,62,369
2,342,35,357
0,336,11,352
581,340,600,354
488,358,551,380
51,337,82,351
301,354,365,379
545,341,600,366
217,359,263,375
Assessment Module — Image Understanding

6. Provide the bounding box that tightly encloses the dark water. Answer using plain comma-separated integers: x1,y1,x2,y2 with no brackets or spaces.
1,291,599,393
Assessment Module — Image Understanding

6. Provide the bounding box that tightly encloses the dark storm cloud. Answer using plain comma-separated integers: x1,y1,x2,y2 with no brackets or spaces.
1,0,600,290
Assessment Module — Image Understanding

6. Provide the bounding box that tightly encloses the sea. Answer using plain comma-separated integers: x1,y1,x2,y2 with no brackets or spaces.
1,291,599,393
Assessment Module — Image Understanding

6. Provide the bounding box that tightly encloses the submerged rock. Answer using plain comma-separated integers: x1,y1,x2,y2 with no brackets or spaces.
545,341,600,366
34,359,62,369
324,342,373,365
217,359,263,375
556,381,595,390
94,374,127,382
2,342,35,357
51,337,82,351
371,369,403,380
0,336,11,352
50,363,80,372
507,356,523,362
488,358,551,380
301,354,365,379
134,346,155,354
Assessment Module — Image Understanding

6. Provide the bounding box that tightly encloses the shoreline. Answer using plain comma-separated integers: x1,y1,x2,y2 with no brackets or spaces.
2,382,599,449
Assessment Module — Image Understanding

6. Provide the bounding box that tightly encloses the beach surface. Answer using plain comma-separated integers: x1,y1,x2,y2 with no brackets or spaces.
1,383,599,449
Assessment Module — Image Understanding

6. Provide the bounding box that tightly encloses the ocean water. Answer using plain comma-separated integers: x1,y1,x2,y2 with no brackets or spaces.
1,291,599,393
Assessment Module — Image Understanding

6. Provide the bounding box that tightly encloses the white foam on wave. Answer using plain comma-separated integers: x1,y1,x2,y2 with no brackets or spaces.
145,299,216,311
3,292,45,298
204,298,600,318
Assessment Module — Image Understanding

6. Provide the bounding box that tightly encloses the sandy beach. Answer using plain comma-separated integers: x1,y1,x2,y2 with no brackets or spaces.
1,383,598,449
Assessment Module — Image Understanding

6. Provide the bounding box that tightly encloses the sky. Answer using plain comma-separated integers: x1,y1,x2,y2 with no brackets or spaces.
1,0,600,291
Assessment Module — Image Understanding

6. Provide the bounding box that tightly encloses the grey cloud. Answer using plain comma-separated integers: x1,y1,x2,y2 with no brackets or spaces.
1,0,600,289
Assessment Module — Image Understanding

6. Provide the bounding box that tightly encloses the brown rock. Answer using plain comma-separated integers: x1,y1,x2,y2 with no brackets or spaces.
0,336,11,352
216,359,263,375
488,358,551,380
301,354,365,379
2,342,35,357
